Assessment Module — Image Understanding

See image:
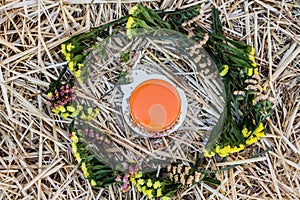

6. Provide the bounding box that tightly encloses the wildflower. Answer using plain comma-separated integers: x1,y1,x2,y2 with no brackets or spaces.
247,68,253,76
81,162,89,177
203,149,215,157
71,134,79,143
254,67,258,75
249,55,255,62
115,174,121,182
67,43,75,52
77,63,84,69
91,179,97,186
145,189,153,199
74,152,81,163
242,127,251,137
146,179,153,187
67,105,75,112
61,44,67,56
126,17,135,29
249,47,255,55
71,142,77,153
153,181,161,189
129,5,138,15
65,53,71,61
68,61,75,71
61,112,69,118
162,197,171,200
219,65,229,76
58,105,66,113
74,70,81,78
246,136,258,145
137,179,145,185
47,92,53,98
156,188,162,197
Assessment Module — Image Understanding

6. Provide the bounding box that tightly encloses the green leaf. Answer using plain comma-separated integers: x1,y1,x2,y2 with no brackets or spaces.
202,177,221,186
212,8,223,36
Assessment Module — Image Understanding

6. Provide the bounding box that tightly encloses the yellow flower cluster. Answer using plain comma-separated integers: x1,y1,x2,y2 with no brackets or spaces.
61,43,75,61
80,107,99,120
71,132,82,163
81,162,89,178
91,179,97,186
246,47,258,76
130,172,170,200
61,43,86,83
52,104,82,119
242,122,265,145
214,144,245,157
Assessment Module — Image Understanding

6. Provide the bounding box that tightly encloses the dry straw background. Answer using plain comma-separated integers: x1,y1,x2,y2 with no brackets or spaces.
0,0,299,199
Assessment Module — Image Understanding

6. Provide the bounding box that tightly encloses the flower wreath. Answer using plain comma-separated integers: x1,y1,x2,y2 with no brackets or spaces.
46,4,274,200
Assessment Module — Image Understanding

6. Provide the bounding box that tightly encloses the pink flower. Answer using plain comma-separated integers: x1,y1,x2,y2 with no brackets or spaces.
123,173,129,183
115,174,121,182
122,162,128,170
120,182,131,192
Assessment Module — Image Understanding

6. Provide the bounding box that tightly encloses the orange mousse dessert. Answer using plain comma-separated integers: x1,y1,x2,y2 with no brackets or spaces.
129,79,181,132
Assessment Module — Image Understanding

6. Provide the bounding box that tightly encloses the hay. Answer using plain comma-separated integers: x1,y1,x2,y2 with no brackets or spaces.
0,0,299,199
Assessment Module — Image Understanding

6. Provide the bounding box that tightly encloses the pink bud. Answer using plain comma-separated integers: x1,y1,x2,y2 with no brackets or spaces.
115,174,121,182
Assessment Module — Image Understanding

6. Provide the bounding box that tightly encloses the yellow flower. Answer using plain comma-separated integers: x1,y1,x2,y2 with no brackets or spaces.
153,181,161,189
87,108,93,115
254,123,264,135
137,185,142,192
80,112,87,119
52,107,60,115
135,172,142,179
126,29,133,38
203,149,215,157
156,188,162,197
126,17,135,29
162,196,171,200
250,47,255,56
247,68,253,76
61,112,69,118
71,142,77,153
74,70,81,78
144,189,153,199
66,53,71,61
68,61,75,71
219,65,229,76
71,135,79,143
242,127,251,137
57,105,66,113
67,43,75,52
67,106,76,112
130,177,137,184
74,152,81,163
137,179,145,185
47,92,53,98
141,186,147,193
129,5,138,15
249,55,255,62
91,179,97,186
146,179,152,187
246,136,258,145
252,62,257,67
61,44,67,56
81,162,89,177
77,63,84,69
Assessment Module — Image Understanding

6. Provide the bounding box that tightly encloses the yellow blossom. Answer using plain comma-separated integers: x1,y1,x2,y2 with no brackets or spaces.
67,43,75,52
52,107,60,115
66,53,71,61
250,47,255,56
162,196,171,200
254,123,264,135
156,188,162,197
252,62,257,67
81,162,89,177
203,149,215,157
91,179,97,186
135,172,142,179
153,181,161,189
144,189,153,199
47,92,53,98
146,179,153,187
68,61,75,71
249,55,255,62
129,5,138,15
80,112,87,119
137,185,142,192
61,44,67,56
130,177,137,184
126,17,135,29
77,63,84,69
74,70,81,78
61,112,69,118
246,136,258,145
141,186,147,193
71,135,79,143
220,65,229,76
247,68,253,76
71,142,77,153
87,108,93,115
67,106,75,112
137,179,145,185
57,105,66,113
74,152,81,163
242,127,251,137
